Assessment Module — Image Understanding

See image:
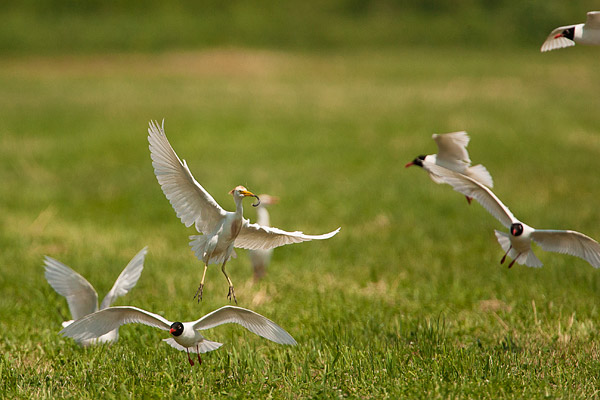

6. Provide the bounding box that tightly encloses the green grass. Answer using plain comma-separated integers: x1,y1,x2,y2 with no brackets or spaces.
1,46,600,398
1,0,599,54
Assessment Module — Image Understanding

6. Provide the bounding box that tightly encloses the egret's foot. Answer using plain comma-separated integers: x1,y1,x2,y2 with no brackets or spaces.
193,283,204,303
197,353,202,365
508,258,517,269
227,286,238,304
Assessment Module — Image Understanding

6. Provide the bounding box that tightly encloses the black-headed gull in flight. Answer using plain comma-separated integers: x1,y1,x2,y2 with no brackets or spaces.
60,305,297,366
427,163,600,269
148,120,340,303
541,11,600,52
44,247,147,346
406,131,494,203
249,194,279,281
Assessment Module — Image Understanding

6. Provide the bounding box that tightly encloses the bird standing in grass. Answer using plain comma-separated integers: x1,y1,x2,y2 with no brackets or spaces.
148,120,340,303
406,131,493,203
249,194,279,281
60,305,297,366
541,11,600,52
44,247,147,346
427,163,600,269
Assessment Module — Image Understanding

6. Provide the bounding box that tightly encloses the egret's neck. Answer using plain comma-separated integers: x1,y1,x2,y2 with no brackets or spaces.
233,196,244,217
257,207,270,226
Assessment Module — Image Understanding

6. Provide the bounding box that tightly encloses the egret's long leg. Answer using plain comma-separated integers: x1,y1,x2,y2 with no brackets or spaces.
221,260,237,304
193,264,208,303
196,345,202,365
500,245,512,264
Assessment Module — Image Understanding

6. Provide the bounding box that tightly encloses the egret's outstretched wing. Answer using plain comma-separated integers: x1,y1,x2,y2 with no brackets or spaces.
192,306,297,345
44,257,98,320
148,120,226,233
100,247,147,310
541,26,576,52
586,11,600,29
426,163,515,228
531,230,600,268
60,306,171,342
235,222,340,251
433,131,471,167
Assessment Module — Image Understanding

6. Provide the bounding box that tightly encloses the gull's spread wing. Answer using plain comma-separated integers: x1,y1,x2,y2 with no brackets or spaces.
60,306,172,342
148,120,226,233
531,229,600,268
100,247,147,309
426,163,516,228
192,306,297,345
586,11,600,29
433,131,471,168
44,257,98,320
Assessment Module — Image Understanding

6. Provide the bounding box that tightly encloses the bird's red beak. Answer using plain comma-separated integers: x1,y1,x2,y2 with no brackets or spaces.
554,33,564,39
405,162,415,168
169,328,176,334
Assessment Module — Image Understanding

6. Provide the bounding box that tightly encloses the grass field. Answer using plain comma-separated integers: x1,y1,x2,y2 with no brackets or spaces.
1,46,600,398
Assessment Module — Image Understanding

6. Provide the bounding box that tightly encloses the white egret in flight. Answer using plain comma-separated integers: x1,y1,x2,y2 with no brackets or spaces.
148,121,340,303
406,131,493,203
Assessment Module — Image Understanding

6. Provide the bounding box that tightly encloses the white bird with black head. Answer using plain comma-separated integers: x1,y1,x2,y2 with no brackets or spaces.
148,120,340,303
541,11,600,52
60,305,297,366
427,163,600,269
406,131,494,203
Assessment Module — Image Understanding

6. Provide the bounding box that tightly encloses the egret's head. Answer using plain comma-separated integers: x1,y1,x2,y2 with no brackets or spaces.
405,155,425,168
229,186,261,207
169,322,184,337
510,223,524,237
554,27,575,40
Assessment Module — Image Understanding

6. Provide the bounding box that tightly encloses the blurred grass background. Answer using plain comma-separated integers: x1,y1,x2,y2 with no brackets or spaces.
2,1,600,398
1,0,599,54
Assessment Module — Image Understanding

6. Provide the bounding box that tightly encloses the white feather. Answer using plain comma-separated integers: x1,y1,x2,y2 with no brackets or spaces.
148,120,227,233
163,337,223,353
192,306,298,345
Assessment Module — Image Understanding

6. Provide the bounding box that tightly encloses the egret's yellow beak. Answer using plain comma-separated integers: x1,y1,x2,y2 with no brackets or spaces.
229,186,261,207
239,189,255,198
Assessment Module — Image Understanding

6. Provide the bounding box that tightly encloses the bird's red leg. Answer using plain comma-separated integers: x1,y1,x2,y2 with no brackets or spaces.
508,254,520,269
196,345,202,365
465,196,473,205
186,348,194,366
193,264,209,303
500,245,512,264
